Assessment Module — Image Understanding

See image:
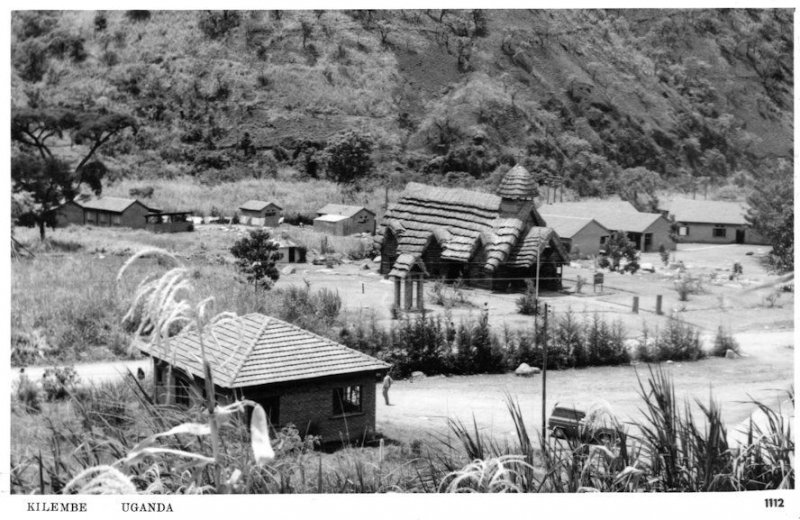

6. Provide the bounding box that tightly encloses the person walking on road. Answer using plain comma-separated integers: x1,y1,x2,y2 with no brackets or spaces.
382,372,393,406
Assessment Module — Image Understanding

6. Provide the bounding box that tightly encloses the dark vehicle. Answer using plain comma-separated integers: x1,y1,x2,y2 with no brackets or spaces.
547,404,618,445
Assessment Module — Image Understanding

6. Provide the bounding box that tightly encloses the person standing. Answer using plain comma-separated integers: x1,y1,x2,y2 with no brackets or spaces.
382,372,393,406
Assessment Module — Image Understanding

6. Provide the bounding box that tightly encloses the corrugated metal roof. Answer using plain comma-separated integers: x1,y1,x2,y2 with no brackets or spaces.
315,214,349,223
317,204,373,217
138,313,390,388
541,214,608,238
240,200,282,212
540,200,663,233
80,196,146,213
659,198,748,226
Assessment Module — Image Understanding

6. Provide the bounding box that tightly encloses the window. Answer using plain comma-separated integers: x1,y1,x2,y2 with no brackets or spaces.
112,215,121,226
333,385,362,415
600,235,608,245
357,214,369,224
713,227,727,238
86,211,96,224
678,226,689,236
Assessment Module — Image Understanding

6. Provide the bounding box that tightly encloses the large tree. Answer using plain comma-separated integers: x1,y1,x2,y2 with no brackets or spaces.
746,161,793,272
11,107,136,239
230,229,282,292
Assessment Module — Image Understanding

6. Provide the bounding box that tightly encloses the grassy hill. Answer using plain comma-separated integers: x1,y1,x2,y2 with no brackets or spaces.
11,9,793,206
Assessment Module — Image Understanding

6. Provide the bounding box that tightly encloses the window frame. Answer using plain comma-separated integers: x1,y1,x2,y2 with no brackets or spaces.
712,226,727,238
332,385,363,417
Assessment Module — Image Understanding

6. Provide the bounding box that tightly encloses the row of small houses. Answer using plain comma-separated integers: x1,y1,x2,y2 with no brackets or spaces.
239,200,376,236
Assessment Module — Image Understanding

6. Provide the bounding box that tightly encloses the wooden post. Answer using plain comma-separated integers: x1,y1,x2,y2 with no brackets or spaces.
416,276,424,311
394,278,401,309
656,295,663,315
541,303,549,440
404,278,413,311
632,296,639,314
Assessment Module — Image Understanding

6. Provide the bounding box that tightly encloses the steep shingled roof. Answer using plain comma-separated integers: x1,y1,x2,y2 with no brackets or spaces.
377,182,565,274
659,198,749,226
497,165,538,200
137,313,390,388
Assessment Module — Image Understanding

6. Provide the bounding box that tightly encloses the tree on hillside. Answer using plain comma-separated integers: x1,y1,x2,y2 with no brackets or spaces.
11,107,137,239
746,161,793,272
323,130,374,186
230,229,282,292
599,232,639,273
618,166,661,212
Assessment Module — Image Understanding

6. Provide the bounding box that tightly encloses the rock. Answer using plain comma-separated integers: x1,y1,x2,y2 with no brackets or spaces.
725,349,737,359
640,262,655,273
281,265,296,275
361,264,370,270
515,363,538,377
665,360,674,364
372,255,382,263
410,371,426,381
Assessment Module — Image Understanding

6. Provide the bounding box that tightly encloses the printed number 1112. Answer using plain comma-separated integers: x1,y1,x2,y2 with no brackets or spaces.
764,498,783,508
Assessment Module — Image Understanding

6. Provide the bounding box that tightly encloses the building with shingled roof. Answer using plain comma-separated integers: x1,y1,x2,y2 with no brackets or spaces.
543,215,610,257
658,198,768,245
375,165,568,300
56,196,157,229
314,204,375,236
139,313,390,443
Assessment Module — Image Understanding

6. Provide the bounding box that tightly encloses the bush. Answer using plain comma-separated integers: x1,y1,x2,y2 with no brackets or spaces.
198,10,241,40
73,380,133,431
15,372,41,413
41,366,80,401
674,273,704,301
323,130,374,184
711,327,739,357
125,10,151,22
637,318,704,362
516,280,539,315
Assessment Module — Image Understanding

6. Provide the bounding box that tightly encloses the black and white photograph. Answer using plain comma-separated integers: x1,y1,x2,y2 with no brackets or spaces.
5,4,795,508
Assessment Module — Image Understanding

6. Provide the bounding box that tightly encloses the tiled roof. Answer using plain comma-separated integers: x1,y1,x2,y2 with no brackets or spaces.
540,200,662,233
388,253,428,279
377,182,562,272
138,313,390,388
541,214,608,238
240,200,282,212
317,204,373,217
506,227,569,268
659,198,749,226
497,165,538,200
80,197,149,213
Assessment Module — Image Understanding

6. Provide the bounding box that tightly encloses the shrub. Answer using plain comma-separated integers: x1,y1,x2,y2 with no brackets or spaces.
516,280,539,315
323,130,374,185
15,372,41,413
198,11,241,39
41,366,80,401
674,273,704,301
73,380,133,431
638,318,704,362
575,275,586,294
711,327,739,357
125,10,151,22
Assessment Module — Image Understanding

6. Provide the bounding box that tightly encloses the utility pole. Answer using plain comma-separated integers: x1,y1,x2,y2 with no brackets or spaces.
533,249,542,437
541,302,548,440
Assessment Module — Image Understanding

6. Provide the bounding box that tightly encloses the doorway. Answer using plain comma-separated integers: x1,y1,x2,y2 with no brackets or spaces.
735,229,745,244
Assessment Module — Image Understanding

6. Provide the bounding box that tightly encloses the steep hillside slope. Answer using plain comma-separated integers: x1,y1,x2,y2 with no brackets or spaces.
10,9,793,197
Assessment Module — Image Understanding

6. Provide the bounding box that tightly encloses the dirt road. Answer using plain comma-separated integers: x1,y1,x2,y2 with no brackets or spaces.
376,330,794,446
11,359,150,389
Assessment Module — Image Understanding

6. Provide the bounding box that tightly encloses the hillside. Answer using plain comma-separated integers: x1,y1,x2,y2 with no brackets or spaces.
10,9,793,201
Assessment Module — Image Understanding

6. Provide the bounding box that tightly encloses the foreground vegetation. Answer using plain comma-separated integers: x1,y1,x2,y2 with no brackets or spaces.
11,365,793,493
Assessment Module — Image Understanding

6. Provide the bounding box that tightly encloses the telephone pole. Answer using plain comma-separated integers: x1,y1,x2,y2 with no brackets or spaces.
541,302,549,440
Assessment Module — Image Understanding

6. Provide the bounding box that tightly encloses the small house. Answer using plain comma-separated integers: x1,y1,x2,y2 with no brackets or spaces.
56,196,157,229
239,200,283,227
374,165,569,293
658,198,769,245
274,237,306,264
314,204,375,236
145,212,194,234
139,313,391,443
542,215,610,257
540,200,675,253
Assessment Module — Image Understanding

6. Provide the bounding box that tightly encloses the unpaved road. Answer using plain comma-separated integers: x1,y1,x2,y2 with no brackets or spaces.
11,359,150,388
376,330,794,446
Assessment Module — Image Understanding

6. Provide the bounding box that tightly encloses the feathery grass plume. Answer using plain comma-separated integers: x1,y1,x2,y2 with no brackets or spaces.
439,455,536,493
62,466,137,494
250,405,275,465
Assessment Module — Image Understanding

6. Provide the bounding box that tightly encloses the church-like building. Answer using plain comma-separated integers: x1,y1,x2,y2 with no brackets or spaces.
375,165,568,294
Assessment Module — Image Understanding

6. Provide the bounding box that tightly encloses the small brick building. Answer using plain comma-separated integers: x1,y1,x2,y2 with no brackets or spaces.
239,201,282,227
56,196,157,229
139,313,390,444
314,204,376,236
